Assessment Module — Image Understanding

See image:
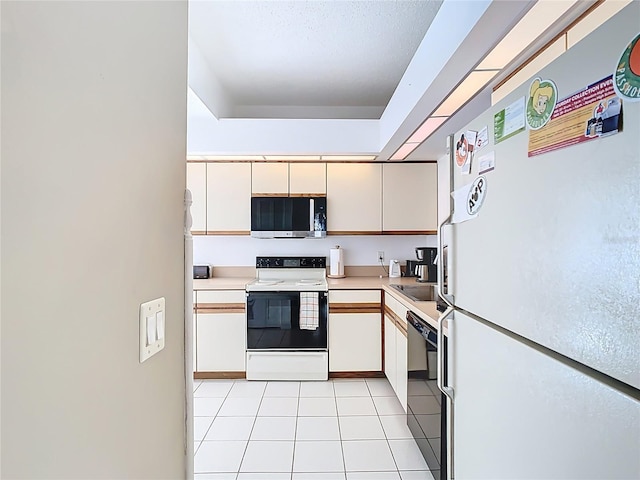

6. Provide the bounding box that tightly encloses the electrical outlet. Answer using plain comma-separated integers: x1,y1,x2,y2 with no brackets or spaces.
377,251,384,263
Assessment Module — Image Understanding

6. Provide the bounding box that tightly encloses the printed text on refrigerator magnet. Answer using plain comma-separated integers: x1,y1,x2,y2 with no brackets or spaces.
467,176,487,215
614,32,640,102
476,126,489,150
478,151,495,175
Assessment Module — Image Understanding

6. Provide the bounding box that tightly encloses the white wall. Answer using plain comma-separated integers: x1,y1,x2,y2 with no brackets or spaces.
194,235,437,267
1,1,188,478
188,115,379,156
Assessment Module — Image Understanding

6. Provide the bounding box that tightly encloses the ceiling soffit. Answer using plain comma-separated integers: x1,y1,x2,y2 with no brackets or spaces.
188,0,443,119
187,0,598,159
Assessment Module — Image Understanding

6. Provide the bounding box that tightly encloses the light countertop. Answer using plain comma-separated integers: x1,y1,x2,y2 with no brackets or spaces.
193,277,254,290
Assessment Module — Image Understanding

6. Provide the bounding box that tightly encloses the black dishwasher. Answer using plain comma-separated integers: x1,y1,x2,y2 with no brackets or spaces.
406,310,447,480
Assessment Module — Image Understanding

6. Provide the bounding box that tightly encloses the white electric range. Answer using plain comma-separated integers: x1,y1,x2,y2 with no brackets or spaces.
245,256,329,381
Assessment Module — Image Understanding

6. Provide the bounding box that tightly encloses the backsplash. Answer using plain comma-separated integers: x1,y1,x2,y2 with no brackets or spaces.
193,235,437,267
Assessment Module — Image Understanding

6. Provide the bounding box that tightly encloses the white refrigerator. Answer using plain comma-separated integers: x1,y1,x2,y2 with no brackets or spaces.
437,4,640,479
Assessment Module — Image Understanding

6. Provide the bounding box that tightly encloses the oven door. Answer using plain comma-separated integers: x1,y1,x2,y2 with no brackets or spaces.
246,291,328,350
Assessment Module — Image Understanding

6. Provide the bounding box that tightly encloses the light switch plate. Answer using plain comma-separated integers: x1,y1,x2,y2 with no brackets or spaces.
140,297,165,363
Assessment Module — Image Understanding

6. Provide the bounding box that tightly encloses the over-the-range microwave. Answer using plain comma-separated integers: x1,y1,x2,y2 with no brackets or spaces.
251,196,327,239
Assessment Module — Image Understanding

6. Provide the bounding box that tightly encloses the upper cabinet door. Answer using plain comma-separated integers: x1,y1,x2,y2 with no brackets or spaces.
327,163,382,234
289,163,327,195
186,162,207,234
207,162,251,234
251,162,289,195
383,163,437,233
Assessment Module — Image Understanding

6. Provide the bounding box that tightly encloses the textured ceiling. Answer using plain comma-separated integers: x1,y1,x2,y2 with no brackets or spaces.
189,0,443,118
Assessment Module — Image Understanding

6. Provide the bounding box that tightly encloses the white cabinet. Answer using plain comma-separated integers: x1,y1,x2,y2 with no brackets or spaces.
384,291,408,411
395,326,408,411
192,291,197,373
195,290,246,374
327,163,382,234
384,314,397,386
382,163,438,233
186,162,207,234
206,163,252,234
252,162,327,195
187,161,437,236
290,163,326,195
251,162,289,195
328,290,382,373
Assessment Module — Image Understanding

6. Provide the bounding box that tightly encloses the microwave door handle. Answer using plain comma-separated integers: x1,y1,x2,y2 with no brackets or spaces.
309,198,314,231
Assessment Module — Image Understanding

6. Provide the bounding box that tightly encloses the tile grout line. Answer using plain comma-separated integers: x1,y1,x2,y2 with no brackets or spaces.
194,379,236,458
290,381,301,480
332,380,348,479
369,378,403,478
235,381,265,477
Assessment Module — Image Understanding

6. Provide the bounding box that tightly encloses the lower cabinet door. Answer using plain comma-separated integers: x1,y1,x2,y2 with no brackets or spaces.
395,327,408,412
384,314,397,389
329,313,382,372
192,291,197,373
196,312,246,372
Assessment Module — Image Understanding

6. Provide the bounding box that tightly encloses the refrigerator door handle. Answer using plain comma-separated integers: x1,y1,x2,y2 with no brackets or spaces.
438,306,455,480
438,215,454,306
437,306,454,401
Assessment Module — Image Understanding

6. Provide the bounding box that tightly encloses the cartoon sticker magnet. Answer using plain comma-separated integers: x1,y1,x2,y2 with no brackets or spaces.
526,78,558,130
455,133,469,167
467,176,487,216
462,131,478,174
614,32,640,102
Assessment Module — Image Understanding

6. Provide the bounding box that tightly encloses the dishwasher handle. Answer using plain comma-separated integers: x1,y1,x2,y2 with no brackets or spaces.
406,310,437,347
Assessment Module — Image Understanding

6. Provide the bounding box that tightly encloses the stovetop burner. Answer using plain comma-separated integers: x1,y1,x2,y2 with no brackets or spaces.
253,280,282,286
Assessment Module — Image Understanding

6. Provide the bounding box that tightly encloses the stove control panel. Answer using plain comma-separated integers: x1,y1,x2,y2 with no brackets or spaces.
256,256,326,268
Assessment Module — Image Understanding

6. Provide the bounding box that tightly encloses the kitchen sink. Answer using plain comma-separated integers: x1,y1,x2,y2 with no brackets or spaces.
389,283,437,302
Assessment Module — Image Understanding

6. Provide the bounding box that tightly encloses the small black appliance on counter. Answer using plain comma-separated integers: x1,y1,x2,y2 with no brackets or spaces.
193,265,212,279
405,259,418,277
415,247,437,283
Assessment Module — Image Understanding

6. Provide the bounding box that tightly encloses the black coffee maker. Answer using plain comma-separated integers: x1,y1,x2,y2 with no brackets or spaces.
415,247,437,283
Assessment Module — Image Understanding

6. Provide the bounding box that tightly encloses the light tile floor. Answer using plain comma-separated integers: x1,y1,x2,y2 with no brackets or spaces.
193,378,435,480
